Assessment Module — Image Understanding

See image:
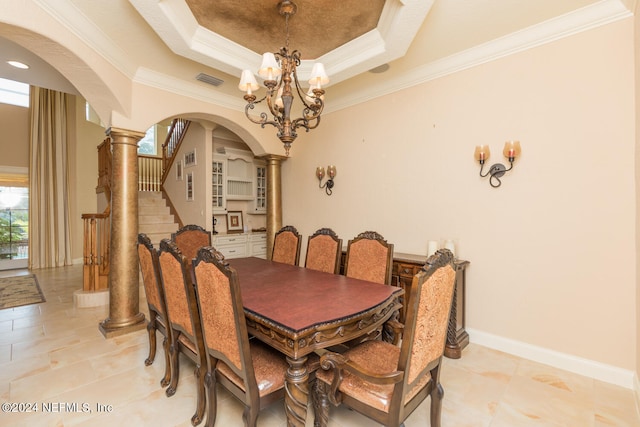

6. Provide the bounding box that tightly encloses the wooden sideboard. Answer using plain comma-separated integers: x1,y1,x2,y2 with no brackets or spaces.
341,251,470,359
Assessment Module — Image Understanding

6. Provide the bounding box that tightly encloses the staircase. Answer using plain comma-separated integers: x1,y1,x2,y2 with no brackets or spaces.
138,191,179,245
82,119,190,292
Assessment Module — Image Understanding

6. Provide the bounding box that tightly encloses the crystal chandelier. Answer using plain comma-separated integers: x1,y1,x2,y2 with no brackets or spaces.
238,0,329,156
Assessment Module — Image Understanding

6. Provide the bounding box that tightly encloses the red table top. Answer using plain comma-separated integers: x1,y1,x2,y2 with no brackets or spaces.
228,257,403,332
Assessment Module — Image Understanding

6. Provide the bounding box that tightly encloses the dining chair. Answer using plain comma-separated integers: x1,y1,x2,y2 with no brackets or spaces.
304,227,342,274
344,230,394,285
136,233,171,388
157,238,207,426
271,225,302,265
172,224,212,265
313,248,457,427
191,246,289,427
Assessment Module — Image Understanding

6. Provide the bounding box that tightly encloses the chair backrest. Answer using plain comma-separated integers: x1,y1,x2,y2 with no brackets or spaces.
172,224,211,264
271,225,302,265
137,233,167,318
304,228,342,274
344,231,394,285
396,248,456,403
192,246,259,400
157,238,202,342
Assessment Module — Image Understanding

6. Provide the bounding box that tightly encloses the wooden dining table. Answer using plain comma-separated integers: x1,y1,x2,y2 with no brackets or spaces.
227,257,404,427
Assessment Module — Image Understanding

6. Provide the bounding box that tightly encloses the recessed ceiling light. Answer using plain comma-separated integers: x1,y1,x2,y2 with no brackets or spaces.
7,60,29,69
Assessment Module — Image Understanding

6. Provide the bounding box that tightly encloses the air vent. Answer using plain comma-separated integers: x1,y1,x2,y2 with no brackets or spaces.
196,73,223,87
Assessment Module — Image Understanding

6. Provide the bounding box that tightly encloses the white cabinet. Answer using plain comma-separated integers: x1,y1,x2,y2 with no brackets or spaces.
212,148,267,216
212,232,267,259
212,234,248,258
249,233,267,259
226,157,253,200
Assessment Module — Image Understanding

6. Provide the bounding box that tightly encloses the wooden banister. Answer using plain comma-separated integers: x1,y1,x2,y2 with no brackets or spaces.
161,118,190,183
81,212,110,291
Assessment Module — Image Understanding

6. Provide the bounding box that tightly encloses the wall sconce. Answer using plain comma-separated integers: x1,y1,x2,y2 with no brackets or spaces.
474,141,521,188
316,165,336,195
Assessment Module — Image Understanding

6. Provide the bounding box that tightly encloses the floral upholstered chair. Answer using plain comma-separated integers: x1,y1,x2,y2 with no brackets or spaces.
304,228,342,274
157,239,207,426
313,249,457,427
271,225,302,265
191,246,289,427
137,233,171,388
172,224,211,266
344,231,394,285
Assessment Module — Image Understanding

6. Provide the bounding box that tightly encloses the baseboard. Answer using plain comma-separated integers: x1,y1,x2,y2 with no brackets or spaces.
467,327,635,389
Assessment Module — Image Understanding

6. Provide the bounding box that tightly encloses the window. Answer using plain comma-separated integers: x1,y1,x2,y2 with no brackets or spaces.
0,187,29,260
138,125,157,156
0,78,29,108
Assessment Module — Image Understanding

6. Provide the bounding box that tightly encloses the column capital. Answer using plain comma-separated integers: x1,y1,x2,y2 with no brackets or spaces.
107,127,147,146
259,154,288,164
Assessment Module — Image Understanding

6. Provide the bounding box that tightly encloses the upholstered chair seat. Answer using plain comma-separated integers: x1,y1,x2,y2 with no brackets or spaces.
313,249,457,427
216,340,288,397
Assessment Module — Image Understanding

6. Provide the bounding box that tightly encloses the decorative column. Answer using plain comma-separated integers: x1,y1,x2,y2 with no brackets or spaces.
260,155,287,259
99,127,146,338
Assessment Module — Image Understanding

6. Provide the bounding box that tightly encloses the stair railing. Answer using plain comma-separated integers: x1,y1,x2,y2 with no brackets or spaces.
81,212,110,291
161,118,190,183
81,138,111,291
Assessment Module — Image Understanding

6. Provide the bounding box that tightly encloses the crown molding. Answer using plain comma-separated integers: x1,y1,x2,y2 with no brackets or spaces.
326,0,632,114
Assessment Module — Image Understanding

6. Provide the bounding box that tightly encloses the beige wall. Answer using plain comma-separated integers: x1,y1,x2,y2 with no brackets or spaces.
68,96,106,263
164,122,210,229
0,103,29,168
634,0,640,398
283,19,636,375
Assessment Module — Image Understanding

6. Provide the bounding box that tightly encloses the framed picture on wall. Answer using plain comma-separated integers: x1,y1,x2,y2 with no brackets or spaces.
186,172,194,201
176,160,183,180
184,148,196,167
226,211,243,233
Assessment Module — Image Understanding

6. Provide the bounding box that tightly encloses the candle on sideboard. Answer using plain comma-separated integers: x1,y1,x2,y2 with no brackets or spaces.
444,239,456,256
427,240,438,257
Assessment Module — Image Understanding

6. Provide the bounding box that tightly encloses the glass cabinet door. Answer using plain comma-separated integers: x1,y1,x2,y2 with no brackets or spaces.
212,160,225,212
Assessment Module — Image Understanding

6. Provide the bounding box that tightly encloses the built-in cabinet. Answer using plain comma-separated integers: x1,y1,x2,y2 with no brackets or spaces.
212,148,266,215
212,232,267,259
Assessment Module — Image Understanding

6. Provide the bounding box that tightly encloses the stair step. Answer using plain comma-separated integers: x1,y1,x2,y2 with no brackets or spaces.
139,198,169,208
139,214,175,224
137,191,179,244
139,222,178,234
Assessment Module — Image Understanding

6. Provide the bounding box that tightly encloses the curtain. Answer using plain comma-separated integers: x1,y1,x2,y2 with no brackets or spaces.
28,87,72,268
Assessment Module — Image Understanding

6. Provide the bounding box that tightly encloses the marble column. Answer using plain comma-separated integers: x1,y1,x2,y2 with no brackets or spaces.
99,127,146,338
261,155,287,259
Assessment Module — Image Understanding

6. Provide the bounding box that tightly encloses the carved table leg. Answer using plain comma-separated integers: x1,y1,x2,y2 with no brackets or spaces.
312,379,329,427
285,355,309,427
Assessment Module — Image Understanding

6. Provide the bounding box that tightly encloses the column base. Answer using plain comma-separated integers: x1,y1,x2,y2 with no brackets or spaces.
99,312,146,338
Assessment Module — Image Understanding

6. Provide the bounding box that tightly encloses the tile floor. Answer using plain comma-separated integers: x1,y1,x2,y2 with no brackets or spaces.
0,265,638,427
